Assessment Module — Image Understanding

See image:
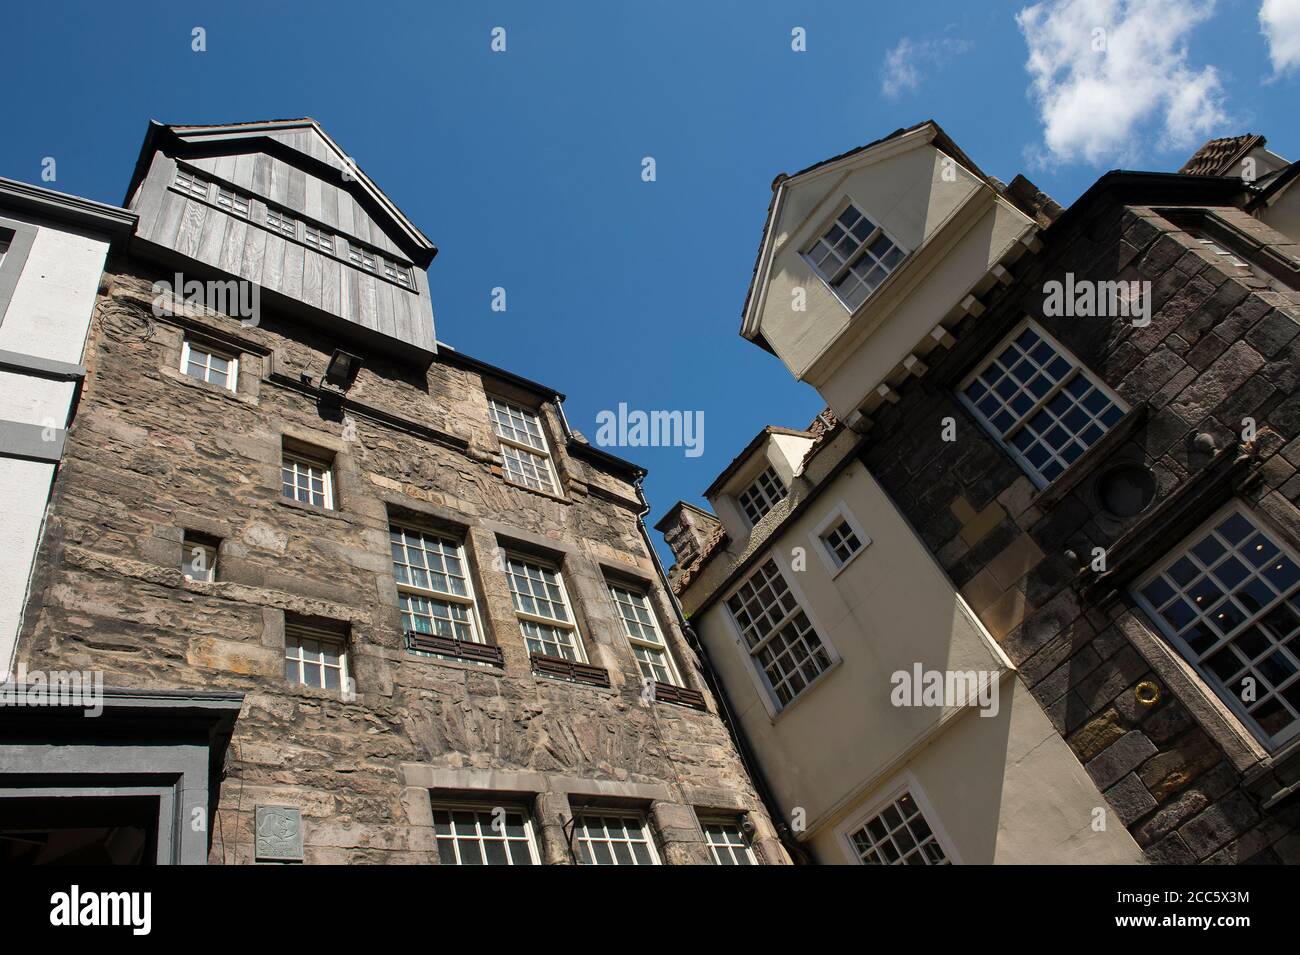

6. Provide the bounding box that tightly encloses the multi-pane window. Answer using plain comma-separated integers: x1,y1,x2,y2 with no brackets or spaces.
390,525,482,644
281,451,334,509
181,534,217,583
726,558,832,707
266,208,297,238
609,583,679,686
573,812,659,865
216,187,250,217
173,169,209,199
383,257,413,289
738,466,786,526
505,556,584,661
1135,506,1300,748
488,398,558,494
804,202,906,310
702,818,756,865
959,320,1126,488
848,791,950,865
303,224,334,254
180,340,238,391
821,519,864,570
284,623,348,691
348,245,377,272
432,805,539,865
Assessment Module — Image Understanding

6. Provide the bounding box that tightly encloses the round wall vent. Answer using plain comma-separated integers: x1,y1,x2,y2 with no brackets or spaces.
1096,463,1156,518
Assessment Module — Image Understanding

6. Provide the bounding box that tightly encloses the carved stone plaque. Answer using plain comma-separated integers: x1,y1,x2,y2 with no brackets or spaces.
255,805,303,861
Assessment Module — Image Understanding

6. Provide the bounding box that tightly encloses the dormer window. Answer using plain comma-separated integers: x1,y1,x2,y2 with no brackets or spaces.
804,203,906,310
738,466,787,527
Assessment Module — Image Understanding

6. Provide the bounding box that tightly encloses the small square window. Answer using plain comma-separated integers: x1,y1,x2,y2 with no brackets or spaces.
821,518,864,570
180,340,238,392
181,534,218,582
266,209,297,238
173,169,209,199
303,225,334,255
216,187,250,218
281,449,335,509
383,257,413,288
348,245,377,273
284,621,348,692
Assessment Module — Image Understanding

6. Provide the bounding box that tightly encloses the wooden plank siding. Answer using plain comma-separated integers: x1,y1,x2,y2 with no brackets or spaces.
130,133,436,354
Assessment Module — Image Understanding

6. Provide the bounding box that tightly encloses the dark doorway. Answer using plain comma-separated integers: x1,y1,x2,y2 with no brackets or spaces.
0,796,159,864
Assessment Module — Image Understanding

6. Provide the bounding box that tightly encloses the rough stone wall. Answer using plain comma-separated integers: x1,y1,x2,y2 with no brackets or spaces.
860,200,1300,863
17,257,786,865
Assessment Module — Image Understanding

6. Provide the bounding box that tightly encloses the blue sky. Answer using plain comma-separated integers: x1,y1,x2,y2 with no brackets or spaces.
2,0,1297,564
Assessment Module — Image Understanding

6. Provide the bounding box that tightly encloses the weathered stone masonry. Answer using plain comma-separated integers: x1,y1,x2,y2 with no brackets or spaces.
17,260,785,864
859,186,1300,863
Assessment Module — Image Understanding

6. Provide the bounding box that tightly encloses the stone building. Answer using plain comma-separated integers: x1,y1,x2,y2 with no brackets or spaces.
0,119,786,865
663,121,1300,864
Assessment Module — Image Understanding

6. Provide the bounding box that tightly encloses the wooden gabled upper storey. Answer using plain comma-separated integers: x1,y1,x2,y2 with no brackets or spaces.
124,119,438,362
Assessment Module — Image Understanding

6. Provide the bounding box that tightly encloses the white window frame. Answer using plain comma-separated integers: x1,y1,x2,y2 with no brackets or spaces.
390,524,486,647
723,552,839,715
281,450,335,510
181,535,217,583
737,464,786,527
505,553,587,663
608,580,682,687
699,814,758,865
180,340,239,392
284,622,349,694
802,199,908,312
834,773,959,865
958,318,1128,490
1133,501,1300,750
572,810,660,865
488,397,559,495
810,501,871,577
430,802,541,865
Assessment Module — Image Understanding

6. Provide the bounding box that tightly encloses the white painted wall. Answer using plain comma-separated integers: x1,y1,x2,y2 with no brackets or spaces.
0,209,111,672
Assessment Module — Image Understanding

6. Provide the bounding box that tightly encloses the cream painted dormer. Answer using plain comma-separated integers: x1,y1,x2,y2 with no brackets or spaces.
704,426,816,544
741,121,1039,425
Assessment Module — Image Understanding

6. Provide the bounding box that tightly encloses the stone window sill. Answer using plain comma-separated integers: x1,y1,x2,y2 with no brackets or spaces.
160,365,259,407
276,496,347,521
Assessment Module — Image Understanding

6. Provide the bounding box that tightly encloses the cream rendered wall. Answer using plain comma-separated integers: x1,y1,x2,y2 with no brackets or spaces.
708,432,814,544
1260,183,1300,244
693,460,1143,864
757,145,980,380
0,213,111,673
819,197,1033,419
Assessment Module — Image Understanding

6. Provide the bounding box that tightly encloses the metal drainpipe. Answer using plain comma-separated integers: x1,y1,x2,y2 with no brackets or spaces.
630,475,810,865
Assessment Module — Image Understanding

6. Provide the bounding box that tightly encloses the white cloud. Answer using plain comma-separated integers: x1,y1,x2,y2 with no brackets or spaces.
1016,0,1229,165
881,37,972,99
1261,0,1300,77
